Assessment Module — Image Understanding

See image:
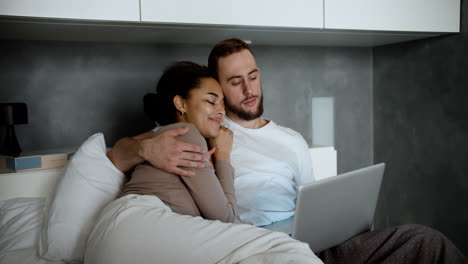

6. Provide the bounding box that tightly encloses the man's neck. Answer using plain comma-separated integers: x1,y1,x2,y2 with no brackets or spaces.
227,113,268,129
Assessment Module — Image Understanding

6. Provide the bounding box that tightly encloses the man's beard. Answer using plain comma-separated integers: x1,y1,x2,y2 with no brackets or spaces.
226,95,264,121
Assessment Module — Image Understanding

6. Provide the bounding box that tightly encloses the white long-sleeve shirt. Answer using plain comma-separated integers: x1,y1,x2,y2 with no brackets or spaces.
223,117,314,226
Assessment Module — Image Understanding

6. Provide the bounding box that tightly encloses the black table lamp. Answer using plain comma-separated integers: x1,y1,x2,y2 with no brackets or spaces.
0,103,28,157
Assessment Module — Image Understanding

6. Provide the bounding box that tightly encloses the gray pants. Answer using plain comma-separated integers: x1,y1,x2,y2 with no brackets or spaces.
317,224,468,264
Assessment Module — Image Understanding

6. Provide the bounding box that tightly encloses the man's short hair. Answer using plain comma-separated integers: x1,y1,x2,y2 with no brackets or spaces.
208,38,254,80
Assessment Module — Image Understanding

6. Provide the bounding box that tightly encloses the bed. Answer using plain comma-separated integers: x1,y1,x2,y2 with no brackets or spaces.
0,168,62,264
0,133,324,264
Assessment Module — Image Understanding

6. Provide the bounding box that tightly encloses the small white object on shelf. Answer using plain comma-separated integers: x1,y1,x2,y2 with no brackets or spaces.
310,146,337,181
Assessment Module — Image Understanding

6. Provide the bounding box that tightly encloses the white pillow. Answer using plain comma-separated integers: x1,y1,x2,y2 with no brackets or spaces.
39,133,125,263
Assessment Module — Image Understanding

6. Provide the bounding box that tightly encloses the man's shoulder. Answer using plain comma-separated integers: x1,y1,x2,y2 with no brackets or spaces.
271,122,301,136
268,121,306,142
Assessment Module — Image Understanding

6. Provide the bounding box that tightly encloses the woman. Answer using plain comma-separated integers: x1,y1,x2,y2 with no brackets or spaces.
121,61,237,222
85,62,320,264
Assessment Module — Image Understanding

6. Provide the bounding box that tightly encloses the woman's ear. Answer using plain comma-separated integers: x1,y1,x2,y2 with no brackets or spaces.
173,95,187,114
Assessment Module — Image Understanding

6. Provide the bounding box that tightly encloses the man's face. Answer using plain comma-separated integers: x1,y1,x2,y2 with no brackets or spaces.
216,49,263,121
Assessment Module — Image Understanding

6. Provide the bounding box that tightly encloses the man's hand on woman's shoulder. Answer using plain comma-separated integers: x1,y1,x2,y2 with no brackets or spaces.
108,127,209,176
140,126,210,176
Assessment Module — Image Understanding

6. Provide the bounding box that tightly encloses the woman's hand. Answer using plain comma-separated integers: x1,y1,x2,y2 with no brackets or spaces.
208,126,233,163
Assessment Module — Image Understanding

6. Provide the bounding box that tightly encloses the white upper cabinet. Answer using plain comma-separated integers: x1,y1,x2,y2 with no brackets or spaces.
0,0,461,46
325,0,460,32
0,0,140,21
140,0,323,28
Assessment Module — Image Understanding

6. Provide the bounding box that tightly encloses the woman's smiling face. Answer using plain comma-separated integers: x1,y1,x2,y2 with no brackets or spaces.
175,77,225,138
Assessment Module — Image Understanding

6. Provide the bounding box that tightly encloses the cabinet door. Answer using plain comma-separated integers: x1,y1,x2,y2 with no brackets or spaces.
141,0,323,28
0,0,139,21
325,0,460,32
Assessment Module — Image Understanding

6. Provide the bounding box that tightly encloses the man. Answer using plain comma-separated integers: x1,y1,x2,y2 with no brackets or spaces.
208,39,314,226
108,39,467,263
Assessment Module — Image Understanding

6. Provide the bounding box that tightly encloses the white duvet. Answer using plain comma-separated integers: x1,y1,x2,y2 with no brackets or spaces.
0,198,60,264
1,196,323,264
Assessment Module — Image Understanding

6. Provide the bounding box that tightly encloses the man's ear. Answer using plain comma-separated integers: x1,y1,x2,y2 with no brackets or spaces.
173,95,187,114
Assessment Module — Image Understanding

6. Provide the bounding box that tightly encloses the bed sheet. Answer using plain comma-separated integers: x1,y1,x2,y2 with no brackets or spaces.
1,196,322,264
85,194,322,264
0,198,64,264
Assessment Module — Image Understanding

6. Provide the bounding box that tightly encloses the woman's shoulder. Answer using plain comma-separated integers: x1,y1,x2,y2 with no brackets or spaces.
156,123,206,147
156,122,196,132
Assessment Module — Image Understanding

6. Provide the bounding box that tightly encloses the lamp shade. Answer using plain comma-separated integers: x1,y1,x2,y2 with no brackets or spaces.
0,103,28,157
0,103,28,125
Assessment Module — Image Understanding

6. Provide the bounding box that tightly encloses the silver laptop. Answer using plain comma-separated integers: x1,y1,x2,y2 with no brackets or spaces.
263,163,385,253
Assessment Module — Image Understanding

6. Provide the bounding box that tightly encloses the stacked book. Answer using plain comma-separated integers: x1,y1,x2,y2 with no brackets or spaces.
0,149,75,173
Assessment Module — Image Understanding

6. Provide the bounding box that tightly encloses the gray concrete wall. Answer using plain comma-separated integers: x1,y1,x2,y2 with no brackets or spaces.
373,2,468,254
0,41,373,173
